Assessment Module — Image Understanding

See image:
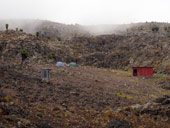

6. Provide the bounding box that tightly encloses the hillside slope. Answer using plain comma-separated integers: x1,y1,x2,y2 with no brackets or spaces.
1,28,170,75
68,33,170,74
0,29,170,127
0,19,90,39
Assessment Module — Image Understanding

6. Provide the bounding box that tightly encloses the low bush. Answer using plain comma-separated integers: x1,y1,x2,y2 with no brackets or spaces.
20,49,30,61
152,26,159,32
37,113,43,118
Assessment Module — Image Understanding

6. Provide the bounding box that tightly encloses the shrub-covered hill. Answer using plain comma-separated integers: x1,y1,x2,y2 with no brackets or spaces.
65,32,170,75
0,20,170,39
0,29,170,75
0,19,90,39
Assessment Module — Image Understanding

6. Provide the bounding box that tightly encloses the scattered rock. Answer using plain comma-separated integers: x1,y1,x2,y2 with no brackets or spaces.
0,91,6,98
106,118,132,128
36,122,53,128
0,104,26,116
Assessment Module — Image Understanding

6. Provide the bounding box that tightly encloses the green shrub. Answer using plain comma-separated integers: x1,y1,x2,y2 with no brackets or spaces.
57,36,62,41
152,26,159,32
57,114,62,118
48,52,56,59
37,113,43,118
5,24,9,30
36,32,40,37
20,50,30,57
20,49,30,61
164,27,170,32
20,29,23,32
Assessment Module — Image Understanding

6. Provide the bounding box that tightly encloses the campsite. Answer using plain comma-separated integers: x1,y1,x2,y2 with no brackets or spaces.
0,26,170,127
0,0,170,126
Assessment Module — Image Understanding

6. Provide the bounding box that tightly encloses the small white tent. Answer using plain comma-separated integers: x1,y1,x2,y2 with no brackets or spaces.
56,61,64,67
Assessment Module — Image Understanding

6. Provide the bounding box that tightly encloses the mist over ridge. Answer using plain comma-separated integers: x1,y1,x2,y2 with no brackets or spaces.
0,19,170,39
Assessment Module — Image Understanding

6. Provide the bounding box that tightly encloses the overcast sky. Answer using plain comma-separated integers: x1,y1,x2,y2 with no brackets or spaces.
0,0,169,25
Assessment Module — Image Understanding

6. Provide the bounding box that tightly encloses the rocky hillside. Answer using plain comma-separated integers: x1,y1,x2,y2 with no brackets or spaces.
0,27,170,127
1,27,170,75
68,32,170,74
0,30,55,67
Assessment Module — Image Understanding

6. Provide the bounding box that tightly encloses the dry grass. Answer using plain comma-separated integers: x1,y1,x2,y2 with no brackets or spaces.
115,92,133,100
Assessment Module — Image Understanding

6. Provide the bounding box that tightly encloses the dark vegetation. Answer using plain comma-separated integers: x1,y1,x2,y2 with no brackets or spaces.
20,49,30,61
36,32,40,37
5,24,8,31
152,26,159,32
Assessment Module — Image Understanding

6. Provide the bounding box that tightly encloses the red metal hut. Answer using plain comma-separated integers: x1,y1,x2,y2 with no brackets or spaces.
132,67,153,77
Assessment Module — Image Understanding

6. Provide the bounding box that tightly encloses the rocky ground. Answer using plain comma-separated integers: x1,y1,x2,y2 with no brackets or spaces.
0,30,170,127
0,63,170,128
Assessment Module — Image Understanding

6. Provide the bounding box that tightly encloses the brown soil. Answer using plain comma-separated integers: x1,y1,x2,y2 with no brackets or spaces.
0,64,165,127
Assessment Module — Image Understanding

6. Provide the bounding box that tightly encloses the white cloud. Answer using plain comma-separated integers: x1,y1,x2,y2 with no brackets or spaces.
0,0,169,25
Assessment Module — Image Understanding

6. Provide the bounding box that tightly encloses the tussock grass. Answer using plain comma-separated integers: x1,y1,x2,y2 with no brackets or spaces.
142,73,169,85
115,92,133,100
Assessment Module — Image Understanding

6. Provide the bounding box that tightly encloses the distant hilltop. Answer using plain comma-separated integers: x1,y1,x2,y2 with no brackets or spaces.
0,19,170,39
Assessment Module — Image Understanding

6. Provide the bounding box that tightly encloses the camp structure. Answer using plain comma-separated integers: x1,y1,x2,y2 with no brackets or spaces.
41,68,51,81
56,61,64,67
132,67,153,77
69,62,78,67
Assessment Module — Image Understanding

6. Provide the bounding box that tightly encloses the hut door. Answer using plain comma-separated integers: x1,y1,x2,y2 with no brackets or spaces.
133,69,137,76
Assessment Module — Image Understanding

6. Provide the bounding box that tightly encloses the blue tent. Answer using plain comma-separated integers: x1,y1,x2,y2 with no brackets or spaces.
56,61,64,67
